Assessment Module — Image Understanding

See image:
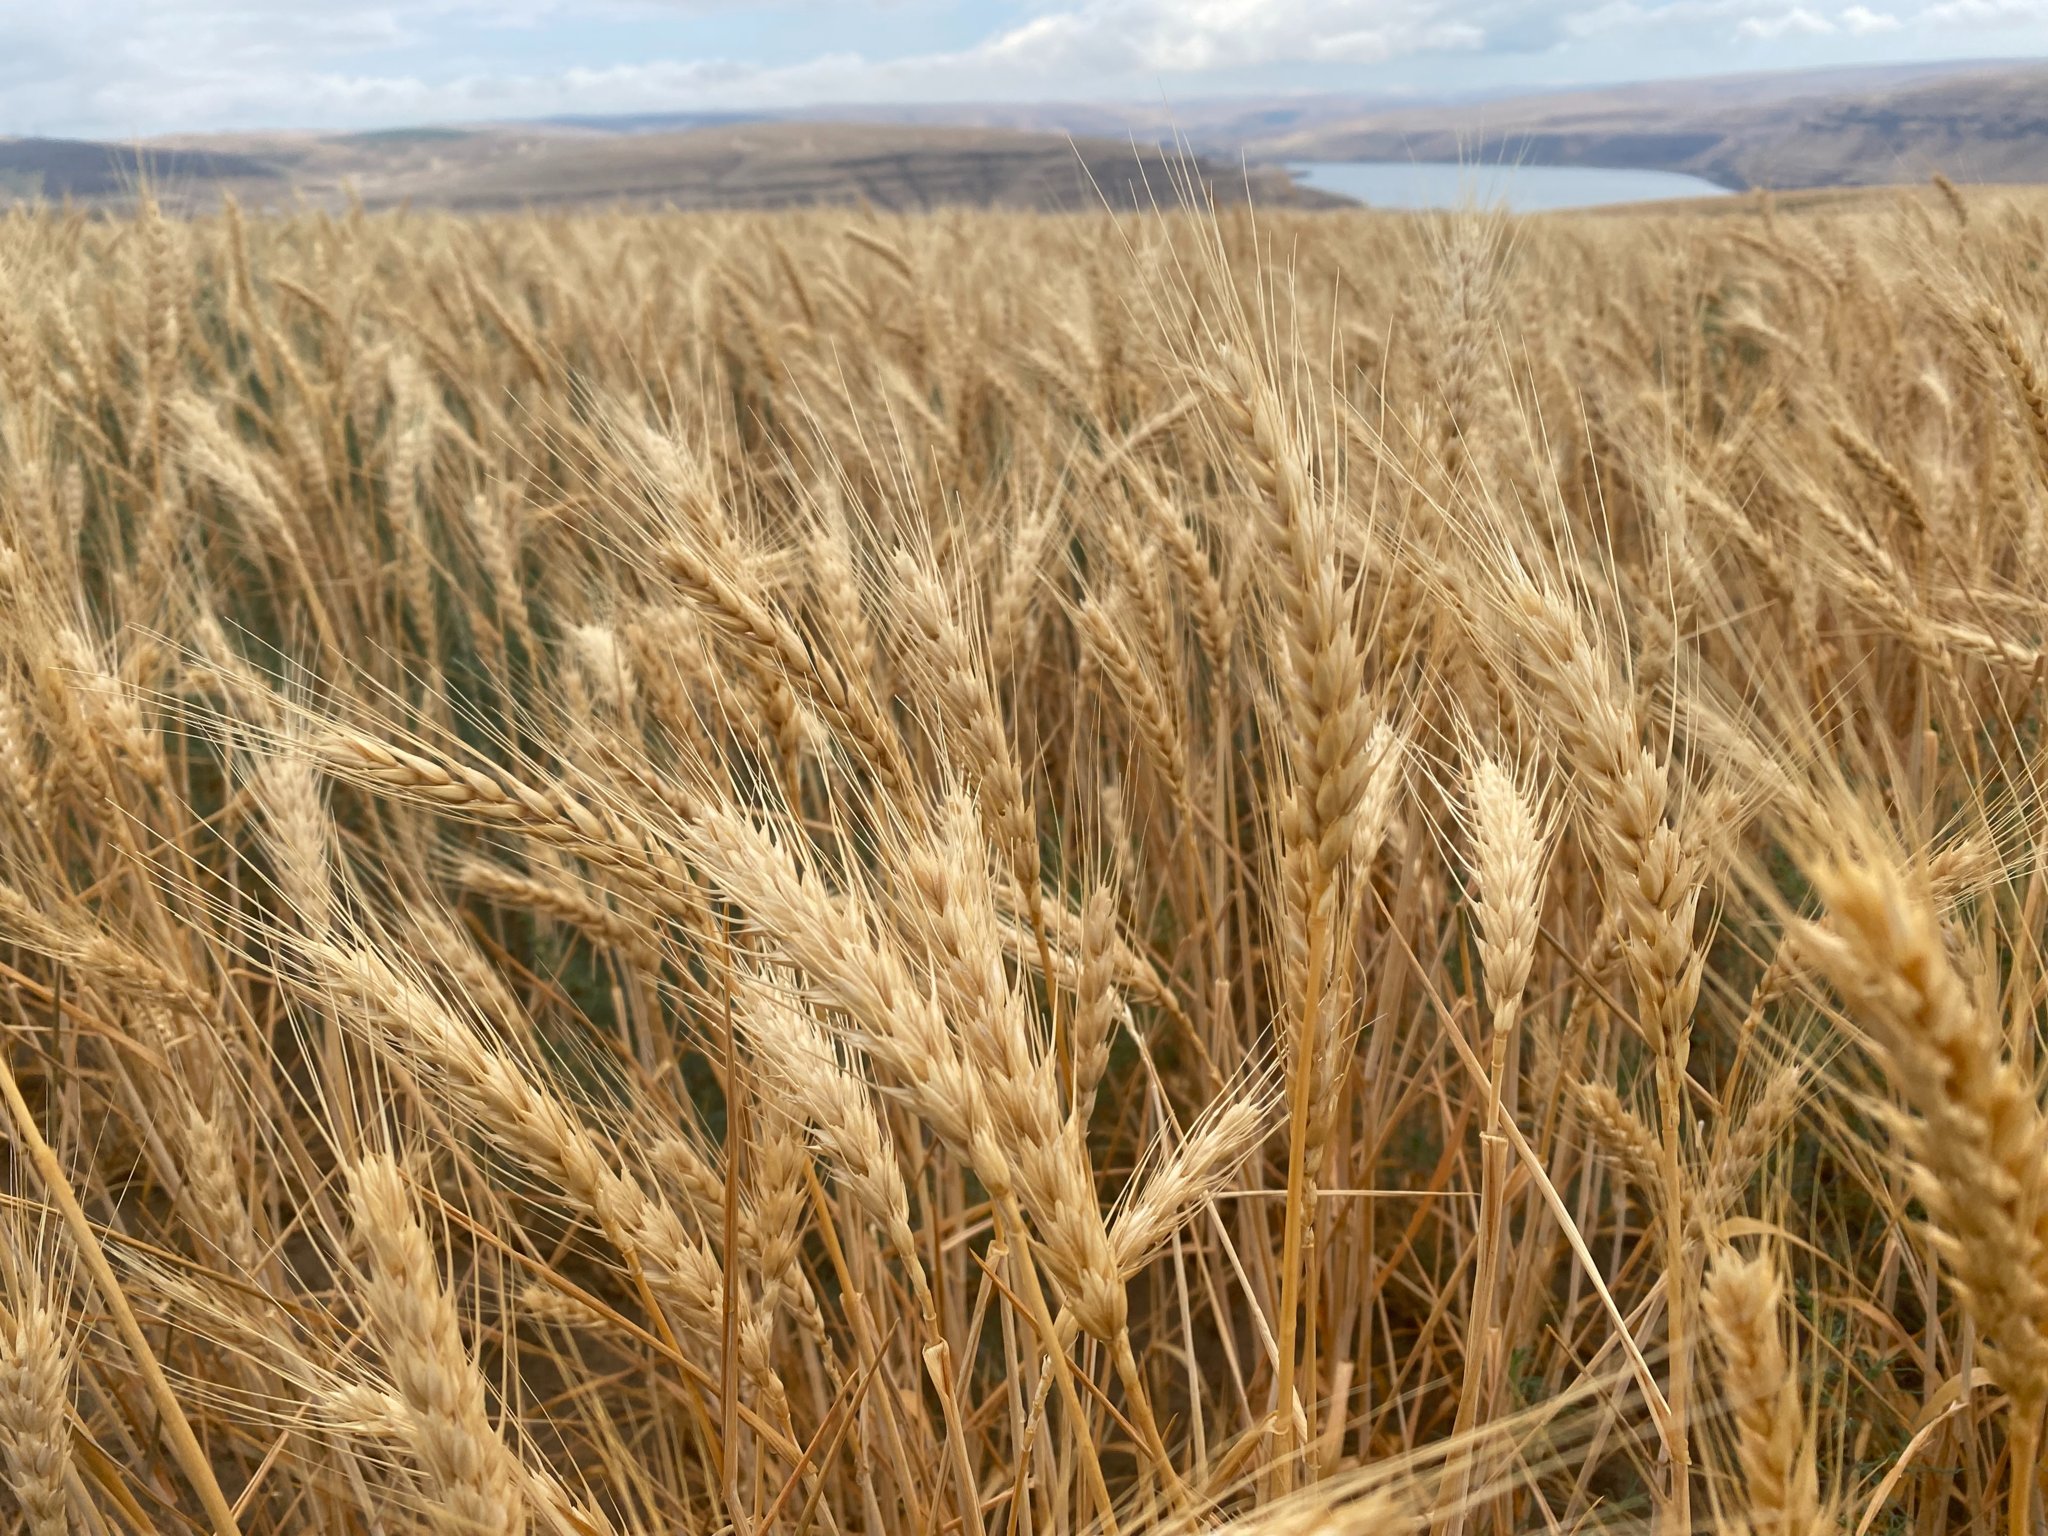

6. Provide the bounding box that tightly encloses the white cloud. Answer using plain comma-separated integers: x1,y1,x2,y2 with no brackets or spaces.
1735,4,1836,33
77,52,887,135
1565,0,1855,38
972,1,1484,76
2,0,813,134
1920,0,2048,22
5,0,1506,136
11,0,2048,140
1562,0,1650,35
1557,0,2048,40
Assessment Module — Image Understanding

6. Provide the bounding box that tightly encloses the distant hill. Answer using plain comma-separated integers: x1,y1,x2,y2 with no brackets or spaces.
537,94,1413,151
0,122,1344,215
1248,58,2048,191
17,57,2048,217
537,111,769,135
0,138,281,201
536,60,2047,188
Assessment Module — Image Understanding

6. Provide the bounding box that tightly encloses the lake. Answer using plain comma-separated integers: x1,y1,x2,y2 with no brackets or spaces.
1288,160,1734,212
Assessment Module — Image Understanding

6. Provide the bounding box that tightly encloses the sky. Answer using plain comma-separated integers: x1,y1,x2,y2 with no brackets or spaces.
4,0,2046,140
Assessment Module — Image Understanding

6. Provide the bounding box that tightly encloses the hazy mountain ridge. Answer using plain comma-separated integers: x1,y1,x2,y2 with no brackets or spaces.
0,138,281,201
1254,58,2048,190
0,122,1342,215
7,57,2048,214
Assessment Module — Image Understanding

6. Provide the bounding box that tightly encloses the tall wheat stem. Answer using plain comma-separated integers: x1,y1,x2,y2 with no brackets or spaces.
0,1044,243,1536
1271,889,1330,1491
994,1196,1120,1536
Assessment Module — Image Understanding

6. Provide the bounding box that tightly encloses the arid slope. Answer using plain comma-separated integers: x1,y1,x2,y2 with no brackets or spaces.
0,121,1341,213
1257,58,2048,189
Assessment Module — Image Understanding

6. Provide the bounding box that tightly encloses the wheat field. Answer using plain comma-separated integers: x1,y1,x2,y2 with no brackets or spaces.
0,180,2040,1534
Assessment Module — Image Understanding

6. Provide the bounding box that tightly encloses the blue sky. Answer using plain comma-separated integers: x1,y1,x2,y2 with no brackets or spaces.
4,0,2046,139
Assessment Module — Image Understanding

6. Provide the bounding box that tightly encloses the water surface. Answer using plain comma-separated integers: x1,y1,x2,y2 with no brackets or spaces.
1289,160,1734,211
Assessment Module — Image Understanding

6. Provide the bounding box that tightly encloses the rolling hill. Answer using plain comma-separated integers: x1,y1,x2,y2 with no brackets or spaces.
0,122,1343,215
13,56,2048,216
1247,58,2048,191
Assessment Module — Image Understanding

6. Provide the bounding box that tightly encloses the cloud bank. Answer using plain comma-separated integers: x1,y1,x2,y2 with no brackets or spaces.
4,0,2045,138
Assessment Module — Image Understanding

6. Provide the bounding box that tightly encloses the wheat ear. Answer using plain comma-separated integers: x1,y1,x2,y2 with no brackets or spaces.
1802,854,2048,1536
347,1153,527,1535
0,1291,72,1536
1703,1249,1820,1536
